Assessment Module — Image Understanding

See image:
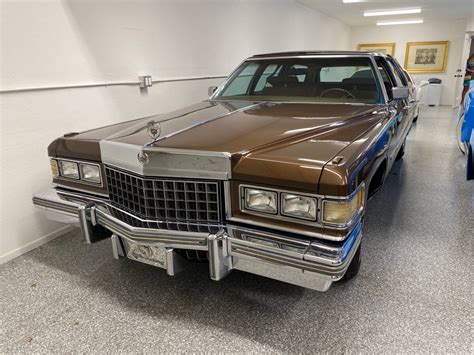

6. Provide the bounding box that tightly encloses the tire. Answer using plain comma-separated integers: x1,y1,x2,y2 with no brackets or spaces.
395,140,405,161
340,244,361,282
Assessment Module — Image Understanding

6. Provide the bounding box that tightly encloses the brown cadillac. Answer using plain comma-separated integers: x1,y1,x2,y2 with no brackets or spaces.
33,51,418,291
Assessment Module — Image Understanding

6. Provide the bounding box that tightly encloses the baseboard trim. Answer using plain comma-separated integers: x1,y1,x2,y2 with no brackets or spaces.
0,225,76,265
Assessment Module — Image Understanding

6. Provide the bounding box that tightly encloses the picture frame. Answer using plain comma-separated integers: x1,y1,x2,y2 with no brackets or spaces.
404,41,449,73
357,43,396,56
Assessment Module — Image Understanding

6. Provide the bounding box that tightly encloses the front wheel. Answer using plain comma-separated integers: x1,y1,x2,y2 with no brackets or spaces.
340,244,361,282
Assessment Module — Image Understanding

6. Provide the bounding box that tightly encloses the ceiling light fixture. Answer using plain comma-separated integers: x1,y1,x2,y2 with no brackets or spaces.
377,19,424,26
365,8,421,17
342,0,363,3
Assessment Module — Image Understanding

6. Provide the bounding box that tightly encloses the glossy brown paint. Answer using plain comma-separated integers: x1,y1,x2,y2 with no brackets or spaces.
106,101,385,192
49,101,387,194
47,99,393,238
48,117,150,160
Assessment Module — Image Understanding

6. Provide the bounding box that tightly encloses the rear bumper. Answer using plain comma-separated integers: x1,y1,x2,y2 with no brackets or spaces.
33,188,362,292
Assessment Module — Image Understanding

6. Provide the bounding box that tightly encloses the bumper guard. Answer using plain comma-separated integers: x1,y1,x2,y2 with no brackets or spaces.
33,188,362,291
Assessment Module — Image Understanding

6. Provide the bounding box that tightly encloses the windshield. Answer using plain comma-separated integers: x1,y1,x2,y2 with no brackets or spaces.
215,57,381,104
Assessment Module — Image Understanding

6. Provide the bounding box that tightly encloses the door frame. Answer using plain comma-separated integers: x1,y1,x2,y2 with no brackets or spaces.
453,32,474,108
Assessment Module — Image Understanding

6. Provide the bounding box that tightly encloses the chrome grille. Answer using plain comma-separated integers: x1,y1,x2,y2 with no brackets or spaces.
105,167,221,227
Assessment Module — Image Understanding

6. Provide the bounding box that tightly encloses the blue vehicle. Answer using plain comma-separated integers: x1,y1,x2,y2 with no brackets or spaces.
459,84,474,180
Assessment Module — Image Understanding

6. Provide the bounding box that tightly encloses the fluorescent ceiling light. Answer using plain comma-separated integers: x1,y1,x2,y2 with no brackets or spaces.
377,19,424,26
365,8,421,17
343,0,363,3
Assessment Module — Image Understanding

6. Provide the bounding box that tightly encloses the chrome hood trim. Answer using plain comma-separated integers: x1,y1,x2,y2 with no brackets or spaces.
100,141,232,180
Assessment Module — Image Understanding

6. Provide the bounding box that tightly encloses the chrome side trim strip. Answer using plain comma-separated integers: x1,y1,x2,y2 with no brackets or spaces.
227,215,358,242
32,195,80,216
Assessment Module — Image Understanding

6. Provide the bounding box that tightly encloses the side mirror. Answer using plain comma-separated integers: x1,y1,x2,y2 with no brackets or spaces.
392,86,409,100
208,86,218,96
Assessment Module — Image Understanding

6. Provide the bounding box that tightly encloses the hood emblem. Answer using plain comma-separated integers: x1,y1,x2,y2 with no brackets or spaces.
147,121,161,140
137,151,149,165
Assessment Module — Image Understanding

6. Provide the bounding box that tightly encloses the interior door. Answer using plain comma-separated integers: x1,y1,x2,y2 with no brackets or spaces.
453,33,473,108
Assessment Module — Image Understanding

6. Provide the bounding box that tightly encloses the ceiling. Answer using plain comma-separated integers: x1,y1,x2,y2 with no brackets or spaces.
299,0,474,26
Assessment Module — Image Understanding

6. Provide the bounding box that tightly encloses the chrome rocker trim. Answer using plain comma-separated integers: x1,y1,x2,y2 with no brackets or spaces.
32,188,362,292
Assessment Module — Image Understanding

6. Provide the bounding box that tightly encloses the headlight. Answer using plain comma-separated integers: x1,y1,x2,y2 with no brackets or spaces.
244,188,277,214
322,186,365,225
281,193,317,220
59,160,79,179
80,163,101,184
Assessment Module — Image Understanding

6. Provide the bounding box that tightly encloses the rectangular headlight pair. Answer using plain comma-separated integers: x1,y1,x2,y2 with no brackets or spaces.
244,187,317,221
51,158,102,184
242,184,365,227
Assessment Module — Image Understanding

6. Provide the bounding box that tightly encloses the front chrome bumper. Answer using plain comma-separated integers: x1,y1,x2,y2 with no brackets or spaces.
33,188,362,291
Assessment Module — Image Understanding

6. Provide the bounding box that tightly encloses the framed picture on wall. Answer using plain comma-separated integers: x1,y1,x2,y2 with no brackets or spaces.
404,41,449,73
357,43,396,56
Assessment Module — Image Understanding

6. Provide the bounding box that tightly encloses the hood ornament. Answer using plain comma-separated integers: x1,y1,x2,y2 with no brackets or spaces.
147,121,161,140
144,121,161,147
139,121,161,164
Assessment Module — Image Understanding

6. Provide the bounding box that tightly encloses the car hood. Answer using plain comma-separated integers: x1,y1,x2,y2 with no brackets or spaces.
52,100,384,191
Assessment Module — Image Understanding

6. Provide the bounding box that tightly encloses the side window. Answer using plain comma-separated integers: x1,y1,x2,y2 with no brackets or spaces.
220,62,259,96
376,58,397,100
378,68,390,82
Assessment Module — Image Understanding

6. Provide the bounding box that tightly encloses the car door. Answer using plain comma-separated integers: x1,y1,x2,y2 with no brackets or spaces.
387,56,417,126
377,57,411,151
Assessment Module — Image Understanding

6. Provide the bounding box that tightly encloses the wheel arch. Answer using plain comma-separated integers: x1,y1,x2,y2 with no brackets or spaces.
365,156,388,199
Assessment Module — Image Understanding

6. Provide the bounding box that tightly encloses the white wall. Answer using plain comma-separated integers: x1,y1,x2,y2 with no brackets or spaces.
351,19,468,106
467,11,474,32
0,0,351,263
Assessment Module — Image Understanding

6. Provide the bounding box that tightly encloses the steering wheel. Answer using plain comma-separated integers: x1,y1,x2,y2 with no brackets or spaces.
319,88,356,99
